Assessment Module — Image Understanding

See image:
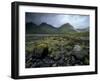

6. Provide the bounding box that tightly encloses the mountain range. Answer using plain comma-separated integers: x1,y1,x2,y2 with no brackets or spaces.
26,22,88,34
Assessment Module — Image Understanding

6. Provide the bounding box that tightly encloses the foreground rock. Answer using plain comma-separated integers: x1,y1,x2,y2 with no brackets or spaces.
26,44,89,68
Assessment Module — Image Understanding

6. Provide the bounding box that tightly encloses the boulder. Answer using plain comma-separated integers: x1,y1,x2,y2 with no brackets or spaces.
73,45,82,52
72,45,84,60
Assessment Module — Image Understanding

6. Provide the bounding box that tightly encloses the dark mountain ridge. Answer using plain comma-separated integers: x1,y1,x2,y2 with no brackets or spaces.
26,22,87,34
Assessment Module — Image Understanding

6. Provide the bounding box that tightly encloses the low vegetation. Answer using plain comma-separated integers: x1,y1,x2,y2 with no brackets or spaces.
25,32,89,68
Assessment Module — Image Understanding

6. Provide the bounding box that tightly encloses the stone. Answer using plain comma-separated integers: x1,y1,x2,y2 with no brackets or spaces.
32,59,45,67
70,55,76,65
57,59,64,66
72,45,84,60
52,63,57,67
73,45,82,52
53,51,61,60
43,57,54,64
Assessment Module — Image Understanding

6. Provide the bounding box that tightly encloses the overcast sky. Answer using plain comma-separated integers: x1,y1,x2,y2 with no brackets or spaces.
26,13,89,29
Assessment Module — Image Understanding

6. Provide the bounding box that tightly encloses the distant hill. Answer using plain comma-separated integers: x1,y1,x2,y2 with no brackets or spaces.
77,27,89,32
26,22,77,34
58,23,76,33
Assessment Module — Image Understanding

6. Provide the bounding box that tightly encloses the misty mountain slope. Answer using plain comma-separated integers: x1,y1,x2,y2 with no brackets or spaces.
76,27,89,32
